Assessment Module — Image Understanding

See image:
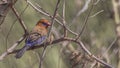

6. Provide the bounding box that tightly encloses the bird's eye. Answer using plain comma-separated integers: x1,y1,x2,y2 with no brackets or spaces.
42,22,48,26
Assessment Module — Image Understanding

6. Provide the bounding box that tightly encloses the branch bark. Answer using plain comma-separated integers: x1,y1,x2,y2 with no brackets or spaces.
0,35,26,61
0,37,113,68
11,6,28,34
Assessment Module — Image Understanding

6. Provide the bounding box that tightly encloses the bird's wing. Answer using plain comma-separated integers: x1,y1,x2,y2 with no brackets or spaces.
26,32,41,42
25,32,47,46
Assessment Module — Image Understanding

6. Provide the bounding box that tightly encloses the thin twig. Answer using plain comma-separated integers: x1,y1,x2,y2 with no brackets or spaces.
48,0,61,37
75,3,94,40
39,0,61,68
90,10,104,18
77,41,113,68
71,0,91,24
11,6,28,34
0,35,26,61
5,3,29,53
102,37,117,56
94,0,101,5
62,0,67,37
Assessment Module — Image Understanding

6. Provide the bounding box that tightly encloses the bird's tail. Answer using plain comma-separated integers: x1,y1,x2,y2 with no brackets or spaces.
15,45,30,59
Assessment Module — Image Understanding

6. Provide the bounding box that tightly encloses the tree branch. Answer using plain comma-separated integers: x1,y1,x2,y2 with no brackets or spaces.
11,6,28,34
39,0,61,67
0,36,113,67
75,2,94,40
0,35,26,61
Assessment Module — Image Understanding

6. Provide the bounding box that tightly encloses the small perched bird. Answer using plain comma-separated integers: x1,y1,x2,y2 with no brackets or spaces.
15,19,51,59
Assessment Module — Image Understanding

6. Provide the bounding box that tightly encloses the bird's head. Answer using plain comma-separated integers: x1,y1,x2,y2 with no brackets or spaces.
36,19,51,28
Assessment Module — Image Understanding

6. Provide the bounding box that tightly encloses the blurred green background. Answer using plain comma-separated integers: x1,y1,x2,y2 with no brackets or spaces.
0,0,117,68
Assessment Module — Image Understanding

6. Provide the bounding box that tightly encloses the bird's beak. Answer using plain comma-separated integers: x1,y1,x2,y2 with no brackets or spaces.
48,22,51,26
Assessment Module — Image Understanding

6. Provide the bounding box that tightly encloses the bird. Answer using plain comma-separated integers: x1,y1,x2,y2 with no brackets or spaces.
15,19,51,59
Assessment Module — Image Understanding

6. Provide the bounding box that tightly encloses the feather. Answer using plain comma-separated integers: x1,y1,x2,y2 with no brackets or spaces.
15,45,30,59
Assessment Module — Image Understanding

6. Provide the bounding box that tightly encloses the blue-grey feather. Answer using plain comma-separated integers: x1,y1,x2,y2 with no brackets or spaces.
26,36,46,47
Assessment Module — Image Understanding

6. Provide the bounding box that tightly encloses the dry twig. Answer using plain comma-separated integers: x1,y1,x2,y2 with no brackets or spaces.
39,0,61,68
11,6,28,34
0,35,26,61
